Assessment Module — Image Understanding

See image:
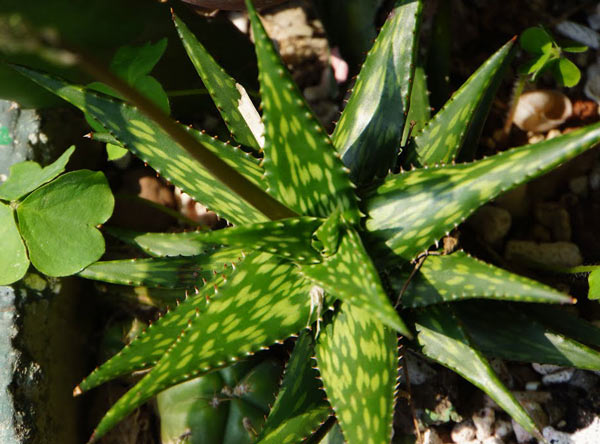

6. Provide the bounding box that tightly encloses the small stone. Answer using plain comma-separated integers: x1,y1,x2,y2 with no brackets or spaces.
569,176,589,197
493,418,513,440
423,428,443,444
589,166,600,191
542,368,575,385
525,381,541,391
546,129,562,139
472,407,495,440
398,353,436,385
532,224,552,242
467,206,512,246
543,426,571,444
534,202,572,241
504,241,583,268
512,420,533,443
489,359,513,388
496,184,529,220
451,420,476,443
532,363,564,376
482,437,504,444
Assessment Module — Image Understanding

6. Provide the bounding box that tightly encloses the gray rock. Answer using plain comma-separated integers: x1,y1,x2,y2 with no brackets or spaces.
467,206,512,246
504,241,583,268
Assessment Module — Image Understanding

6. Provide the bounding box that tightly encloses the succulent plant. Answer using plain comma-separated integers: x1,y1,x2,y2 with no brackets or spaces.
11,0,600,442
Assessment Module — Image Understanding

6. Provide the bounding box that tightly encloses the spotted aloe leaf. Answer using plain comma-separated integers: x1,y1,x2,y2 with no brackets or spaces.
315,304,398,444
89,251,316,442
0,145,75,201
405,39,515,166
401,63,430,146
312,209,342,257
457,301,600,370
173,13,263,150
391,251,572,307
332,0,422,183
366,121,600,261
415,305,541,439
257,332,331,444
300,225,410,336
79,247,243,288
246,0,358,221
111,217,323,263
13,66,272,225
91,126,265,189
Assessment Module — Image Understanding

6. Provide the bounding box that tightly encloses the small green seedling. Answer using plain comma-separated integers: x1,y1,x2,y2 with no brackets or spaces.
0,146,114,284
520,26,587,87
503,26,587,136
86,39,170,160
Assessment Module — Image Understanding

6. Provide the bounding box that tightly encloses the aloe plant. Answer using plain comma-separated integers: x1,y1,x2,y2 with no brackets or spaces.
10,0,600,442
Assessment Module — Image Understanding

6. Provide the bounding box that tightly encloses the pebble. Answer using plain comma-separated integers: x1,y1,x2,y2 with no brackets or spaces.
534,202,571,241
532,363,564,376
569,176,588,197
482,437,504,444
472,407,495,440
588,165,600,191
451,420,476,443
567,370,599,392
504,241,583,268
423,428,443,444
468,206,512,246
542,368,575,385
493,418,513,440
544,417,600,444
398,353,436,385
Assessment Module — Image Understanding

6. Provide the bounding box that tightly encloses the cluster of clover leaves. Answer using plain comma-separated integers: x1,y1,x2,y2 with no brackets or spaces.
5,0,600,443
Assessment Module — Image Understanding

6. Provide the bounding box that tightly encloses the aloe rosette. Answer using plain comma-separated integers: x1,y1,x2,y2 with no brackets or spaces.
12,0,600,442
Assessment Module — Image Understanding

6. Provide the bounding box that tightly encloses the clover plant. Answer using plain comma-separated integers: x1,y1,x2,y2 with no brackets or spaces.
0,146,114,285
10,0,600,442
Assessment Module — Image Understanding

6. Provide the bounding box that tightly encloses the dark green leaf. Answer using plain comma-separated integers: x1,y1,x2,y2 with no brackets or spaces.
17,170,114,277
173,13,263,150
246,0,358,220
79,247,243,288
366,121,600,261
257,332,331,444
14,66,268,224
415,305,541,439
89,251,316,441
391,251,572,307
316,304,398,444
520,27,553,54
0,202,28,285
457,302,600,370
527,305,600,348
332,0,422,183
301,226,410,336
110,39,167,84
407,39,515,165
0,145,75,201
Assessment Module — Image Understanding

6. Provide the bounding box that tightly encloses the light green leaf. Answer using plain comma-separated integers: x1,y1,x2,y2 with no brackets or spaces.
246,0,358,220
316,304,397,444
173,13,263,150
551,57,581,87
0,202,28,285
134,75,170,115
89,251,316,441
106,143,128,161
332,0,422,183
79,247,243,288
14,66,267,224
520,27,553,54
457,301,600,370
115,217,323,262
17,170,114,277
257,332,331,444
301,226,410,336
0,145,75,201
366,121,600,261
415,305,541,439
391,251,572,307
407,39,515,165
589,269,600,300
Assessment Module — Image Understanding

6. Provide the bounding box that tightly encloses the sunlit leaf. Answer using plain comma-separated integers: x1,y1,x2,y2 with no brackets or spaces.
332,0,422,183
246,0,358,220
316,304,397,444
391,251,572,307
367,121,600,261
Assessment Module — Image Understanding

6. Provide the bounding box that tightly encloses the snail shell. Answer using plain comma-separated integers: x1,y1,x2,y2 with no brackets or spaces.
513,90,573,133
181,0,287,10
